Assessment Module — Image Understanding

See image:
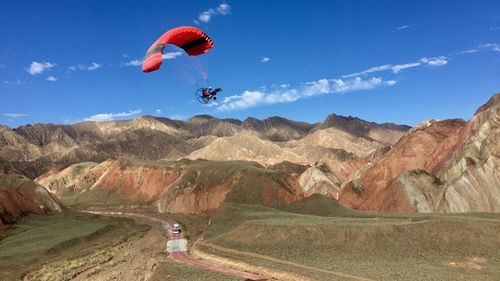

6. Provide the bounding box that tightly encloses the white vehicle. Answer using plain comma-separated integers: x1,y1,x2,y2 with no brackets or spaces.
172,223,181,234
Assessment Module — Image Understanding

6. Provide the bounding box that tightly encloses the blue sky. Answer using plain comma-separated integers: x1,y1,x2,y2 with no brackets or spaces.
1,0,499,128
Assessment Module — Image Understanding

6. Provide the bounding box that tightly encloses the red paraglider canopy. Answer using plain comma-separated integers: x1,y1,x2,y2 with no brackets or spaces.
142,26,214,73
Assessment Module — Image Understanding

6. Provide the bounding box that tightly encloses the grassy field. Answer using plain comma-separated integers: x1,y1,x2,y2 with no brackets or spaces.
0,211,148,280
148,259,241,281
0,210,244,281
202,198,500,281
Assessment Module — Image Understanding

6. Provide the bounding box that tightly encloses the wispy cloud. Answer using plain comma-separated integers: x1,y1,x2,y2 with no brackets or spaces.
490,26,500,31
396,24,415,31
46,75,57,82
69,62,103,71
455,49,478,55
391,62,421,73
26,61,56,75
420,56,447,66
217,76,394,111
87,62,102,70
124,59,142,66
342,55,448,78
155,109,162,114
260,57,270,63
3,113,28,118
216,53,455,111
198,3,231,23
479,43,500,52
0,64,6,69
162,52,183,60
82,109,142,122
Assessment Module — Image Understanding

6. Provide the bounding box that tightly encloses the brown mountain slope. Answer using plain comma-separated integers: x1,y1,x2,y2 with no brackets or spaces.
1,113,409,180
340,93,500,212
4,117,196,178
316,113,411,145
284,127,383,157
242,116,315,141
186,131,307,165
0,162,63,225
35,158,311,215
185,115,243,137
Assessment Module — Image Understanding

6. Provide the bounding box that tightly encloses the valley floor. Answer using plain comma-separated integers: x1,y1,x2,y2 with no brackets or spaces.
1,205,500,281
0,211,238,281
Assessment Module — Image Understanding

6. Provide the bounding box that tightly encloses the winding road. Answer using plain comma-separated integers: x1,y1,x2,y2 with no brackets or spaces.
84,211,267,281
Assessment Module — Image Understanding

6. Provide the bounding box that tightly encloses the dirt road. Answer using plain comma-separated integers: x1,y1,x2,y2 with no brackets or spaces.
84,211,267,281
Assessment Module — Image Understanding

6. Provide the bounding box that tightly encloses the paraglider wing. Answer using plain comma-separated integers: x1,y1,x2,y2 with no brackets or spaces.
143,26,214,73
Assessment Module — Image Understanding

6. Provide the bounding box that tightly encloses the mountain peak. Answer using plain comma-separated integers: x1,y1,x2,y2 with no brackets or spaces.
475,93,500,115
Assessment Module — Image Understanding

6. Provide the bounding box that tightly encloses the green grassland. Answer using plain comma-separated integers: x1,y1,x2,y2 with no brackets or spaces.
0,211,149,280
148,258,241,281
202,197,500,281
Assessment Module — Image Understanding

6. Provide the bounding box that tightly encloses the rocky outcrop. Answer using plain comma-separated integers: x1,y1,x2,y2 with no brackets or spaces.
340,94,500,213
0,169,63,225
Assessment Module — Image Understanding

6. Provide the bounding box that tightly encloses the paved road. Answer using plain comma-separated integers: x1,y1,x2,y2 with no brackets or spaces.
84,210,267,281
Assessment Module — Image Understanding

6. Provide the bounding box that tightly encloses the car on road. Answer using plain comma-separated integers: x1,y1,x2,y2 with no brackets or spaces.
172,223,181,234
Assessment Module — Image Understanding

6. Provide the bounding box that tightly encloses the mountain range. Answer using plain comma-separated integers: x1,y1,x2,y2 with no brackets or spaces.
0,93,498,223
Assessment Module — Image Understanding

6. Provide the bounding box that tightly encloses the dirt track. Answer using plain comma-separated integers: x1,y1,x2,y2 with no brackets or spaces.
84,211,267,281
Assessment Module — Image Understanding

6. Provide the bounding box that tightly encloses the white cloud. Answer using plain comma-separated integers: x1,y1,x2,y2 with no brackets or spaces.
198,3,231,23
260,57,270,63
396,25,412,30
391,62,421,73
396,24,415,31
343,62,420,77
199,10,213,23
155,109,162,114
217,3,231,15
421,56,448,66
303,79,330,96
3,113,28,118
72,62,103,71
162,52,183,60
87,62,102,70
82,109,142,122
217,76,394,111
479,43,500,52
26,61,56,75
456,49,478,55
342,64,391,78
124,59,143,66
46,75,57,82
331,77,384,93
343,55,448,78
